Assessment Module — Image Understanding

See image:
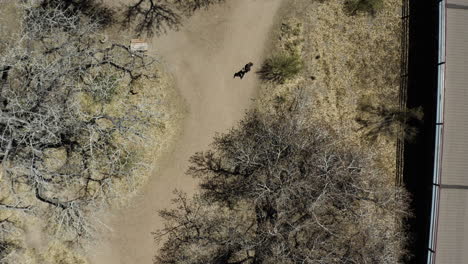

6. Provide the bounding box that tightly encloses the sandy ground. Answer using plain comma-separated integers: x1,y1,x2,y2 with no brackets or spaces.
88,0,283,263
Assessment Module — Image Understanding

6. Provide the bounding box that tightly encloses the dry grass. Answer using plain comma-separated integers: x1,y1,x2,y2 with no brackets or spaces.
254,1,408,260
256,0,402,176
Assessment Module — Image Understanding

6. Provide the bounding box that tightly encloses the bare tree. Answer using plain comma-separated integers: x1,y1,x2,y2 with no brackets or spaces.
154,111,410,264
0,0,159,242
0,198,28,264
0,219,19,263
154,191,257,264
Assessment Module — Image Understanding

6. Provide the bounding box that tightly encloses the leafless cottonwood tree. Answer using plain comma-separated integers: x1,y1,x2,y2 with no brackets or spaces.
0,212,23,264
154,111,410,264
0,0,158,244
0,191,30,263
0,219,17,263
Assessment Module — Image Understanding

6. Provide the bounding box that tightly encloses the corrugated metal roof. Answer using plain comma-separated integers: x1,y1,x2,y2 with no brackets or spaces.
434,0,468,263
447,0,468,6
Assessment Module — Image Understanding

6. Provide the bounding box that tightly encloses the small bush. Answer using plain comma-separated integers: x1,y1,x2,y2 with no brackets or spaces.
344,0,383,16
257,53,302,84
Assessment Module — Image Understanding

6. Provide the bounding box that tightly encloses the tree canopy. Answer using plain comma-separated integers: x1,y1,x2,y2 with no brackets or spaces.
154,111,410,264
0,0,158,250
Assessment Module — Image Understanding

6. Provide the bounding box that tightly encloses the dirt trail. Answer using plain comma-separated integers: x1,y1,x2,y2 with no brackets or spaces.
89,0,282,263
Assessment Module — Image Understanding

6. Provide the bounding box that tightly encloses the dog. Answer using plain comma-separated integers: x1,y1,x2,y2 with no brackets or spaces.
233,62,254,79
243,62,253,73
234,70,245,79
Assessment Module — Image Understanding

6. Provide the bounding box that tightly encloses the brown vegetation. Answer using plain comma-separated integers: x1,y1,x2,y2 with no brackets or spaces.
154,110,410,264
153,0,412,263
0,1,179,262
257,53,303,84
256,0,406,174
0,0,413,262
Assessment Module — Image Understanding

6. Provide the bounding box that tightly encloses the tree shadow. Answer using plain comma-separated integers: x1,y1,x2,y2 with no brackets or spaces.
172,0,226,16
343,0,383,16
122,0,182,37
40,0,115,27
356,102,424,142
121,0,227,37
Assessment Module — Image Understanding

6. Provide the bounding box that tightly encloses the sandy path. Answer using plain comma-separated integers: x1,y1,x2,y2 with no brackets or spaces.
89,0,282,263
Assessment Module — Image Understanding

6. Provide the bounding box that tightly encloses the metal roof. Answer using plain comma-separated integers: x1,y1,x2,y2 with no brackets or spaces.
429,0,468,263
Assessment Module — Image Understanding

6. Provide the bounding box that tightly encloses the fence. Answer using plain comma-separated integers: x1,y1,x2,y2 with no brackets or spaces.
395,0,410,186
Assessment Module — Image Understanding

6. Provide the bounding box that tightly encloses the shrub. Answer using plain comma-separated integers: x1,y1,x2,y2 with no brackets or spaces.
345,0,384,16
257,53,302,84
